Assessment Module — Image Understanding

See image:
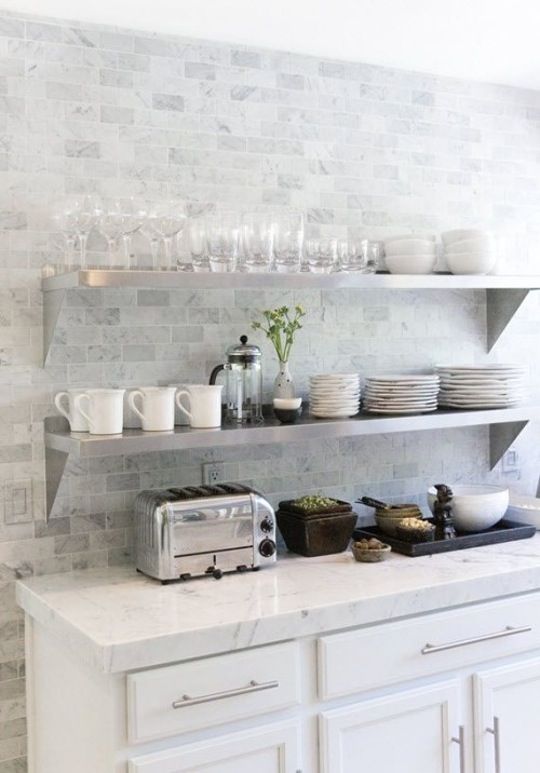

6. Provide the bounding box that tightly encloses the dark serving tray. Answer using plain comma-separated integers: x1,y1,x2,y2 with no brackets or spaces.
353,519,536,557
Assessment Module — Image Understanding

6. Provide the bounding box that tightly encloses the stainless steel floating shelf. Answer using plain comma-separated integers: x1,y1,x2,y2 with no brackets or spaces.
42,270,540,292
44,406,540,457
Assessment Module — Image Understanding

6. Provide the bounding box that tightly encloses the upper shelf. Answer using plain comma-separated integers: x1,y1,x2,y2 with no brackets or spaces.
42,270,540,292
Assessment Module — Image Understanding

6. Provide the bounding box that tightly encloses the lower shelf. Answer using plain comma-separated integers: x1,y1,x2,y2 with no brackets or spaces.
43,405,540,517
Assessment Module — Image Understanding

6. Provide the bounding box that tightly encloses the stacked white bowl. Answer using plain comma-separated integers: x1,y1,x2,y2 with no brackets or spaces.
441,229,497,274
309,373,361,418
437,364,526,408
383,235,437,274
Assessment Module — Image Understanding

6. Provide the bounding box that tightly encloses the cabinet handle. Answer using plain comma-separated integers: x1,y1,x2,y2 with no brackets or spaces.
451,725,465,773
487,716,501,773
172,679,279,709
421,625,531,655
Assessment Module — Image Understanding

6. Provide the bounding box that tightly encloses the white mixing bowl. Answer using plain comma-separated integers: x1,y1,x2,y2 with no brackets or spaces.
385,239,437,257
446,251,496,275
507,494,540,530
427,484,509,532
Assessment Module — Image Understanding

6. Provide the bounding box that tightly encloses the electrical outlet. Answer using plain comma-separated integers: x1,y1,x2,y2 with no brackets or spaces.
4,479,33,524
502,448,519,472
202,462,225,485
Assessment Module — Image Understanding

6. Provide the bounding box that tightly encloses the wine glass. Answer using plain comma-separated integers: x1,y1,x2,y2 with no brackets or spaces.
206,211,241,272
71,196,101,269
241,212,274,272
153,201,187,271
52,204,78,273
98,200,124,269
273,213,304,273
139,203,161,270
119,198,144,269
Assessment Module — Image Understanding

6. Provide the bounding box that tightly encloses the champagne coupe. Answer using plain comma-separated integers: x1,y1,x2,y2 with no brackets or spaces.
153,201,187,271
119,198,144,269
98,200,124,269
73,196,101,270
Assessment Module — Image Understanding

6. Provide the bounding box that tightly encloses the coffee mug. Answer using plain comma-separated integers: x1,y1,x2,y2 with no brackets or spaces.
168,383,189,426
74,389,125,435
128,387,176,432
54,389,89,432
176,385,223,428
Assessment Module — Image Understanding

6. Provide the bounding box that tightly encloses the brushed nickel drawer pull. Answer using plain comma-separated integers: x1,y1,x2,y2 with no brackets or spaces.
421,625,531,655
172,679,279,709
487,716,501,773
451,725,465,773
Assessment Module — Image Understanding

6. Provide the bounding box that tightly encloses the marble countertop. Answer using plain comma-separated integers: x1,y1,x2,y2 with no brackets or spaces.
16,535,540,673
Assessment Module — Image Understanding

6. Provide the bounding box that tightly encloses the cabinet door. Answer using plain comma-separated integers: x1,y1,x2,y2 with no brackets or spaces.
128,722,301,773
474,657,540,773
320,681,462,773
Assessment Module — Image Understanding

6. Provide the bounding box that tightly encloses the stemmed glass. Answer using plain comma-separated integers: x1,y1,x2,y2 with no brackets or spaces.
242,213,274,272
139,204,161,270
98,200,124,269
206,211,241,272
73,196,101,269
153,201,187,271
52,205,78,272
273,213,304,273
119,198,144,269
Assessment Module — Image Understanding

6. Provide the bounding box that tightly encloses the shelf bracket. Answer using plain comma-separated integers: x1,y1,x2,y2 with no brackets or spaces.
43,288,66,366
486,288,530,352
489,421,528,469
45,446,68,519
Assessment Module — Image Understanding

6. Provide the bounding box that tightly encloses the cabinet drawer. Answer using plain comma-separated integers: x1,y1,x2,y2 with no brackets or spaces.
319,592,540,700
127,641,300,743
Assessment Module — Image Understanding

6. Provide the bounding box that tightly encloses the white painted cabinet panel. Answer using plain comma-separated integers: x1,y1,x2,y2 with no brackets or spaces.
128,722,301,773
320,681,462,773
474,657,540,773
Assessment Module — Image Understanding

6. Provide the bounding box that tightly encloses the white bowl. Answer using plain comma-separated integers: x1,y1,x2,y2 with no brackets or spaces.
385,254,437,274
446,252,496,275
441,229,492,246
507,494,540,530
385,239,437,257
384,233,436,246
427,484,509,532
446,236,496,254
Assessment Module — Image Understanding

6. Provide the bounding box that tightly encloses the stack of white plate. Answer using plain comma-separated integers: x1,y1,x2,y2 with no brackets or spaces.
363,374,440,414
441,229,497,275
309,373,361,418
383,235,437,275
437,365,526,408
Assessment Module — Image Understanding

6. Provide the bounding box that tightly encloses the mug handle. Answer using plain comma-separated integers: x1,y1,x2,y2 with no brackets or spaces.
74,394,92,431
54,392,71,422
128,390,145,422
175,390,193,421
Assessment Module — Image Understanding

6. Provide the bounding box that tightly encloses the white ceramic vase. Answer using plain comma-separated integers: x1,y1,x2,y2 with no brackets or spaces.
273,361,295,399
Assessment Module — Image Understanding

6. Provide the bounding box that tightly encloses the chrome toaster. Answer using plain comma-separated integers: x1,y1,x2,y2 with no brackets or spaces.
135,484,277,582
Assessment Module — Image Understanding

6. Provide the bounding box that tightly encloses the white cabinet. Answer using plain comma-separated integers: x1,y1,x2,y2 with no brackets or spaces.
474,657,540,773
320,681,463,773
128,722,301,773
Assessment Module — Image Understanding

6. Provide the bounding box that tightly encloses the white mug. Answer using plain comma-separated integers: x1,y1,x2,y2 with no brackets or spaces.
54,389,89,432
169,383,189,426
128,387,176,432
176,385,223,428
74,389,125,435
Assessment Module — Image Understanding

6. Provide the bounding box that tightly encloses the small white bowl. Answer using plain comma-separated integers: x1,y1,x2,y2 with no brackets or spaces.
427,484,509,532
385,239,437,257
507,494,540,530
385,254,437,274
384,234,436,245
441,229,492,246
273,397,302,409
446,252,496,275
446,236,496,254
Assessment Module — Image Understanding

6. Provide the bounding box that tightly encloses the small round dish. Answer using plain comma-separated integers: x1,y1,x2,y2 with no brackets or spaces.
351,538,391,562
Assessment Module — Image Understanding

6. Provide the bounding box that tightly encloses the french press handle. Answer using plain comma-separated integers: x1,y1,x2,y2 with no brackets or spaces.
209,364,225,385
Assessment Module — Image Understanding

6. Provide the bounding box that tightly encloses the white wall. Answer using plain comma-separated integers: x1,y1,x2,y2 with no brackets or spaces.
0,0,539,88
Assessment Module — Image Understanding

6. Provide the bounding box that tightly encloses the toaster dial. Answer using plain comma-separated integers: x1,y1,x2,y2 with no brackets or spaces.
259,538,276,558
260,516,274,533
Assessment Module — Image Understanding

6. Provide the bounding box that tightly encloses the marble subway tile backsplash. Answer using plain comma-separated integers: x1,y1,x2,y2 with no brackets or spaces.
1,8,540,770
